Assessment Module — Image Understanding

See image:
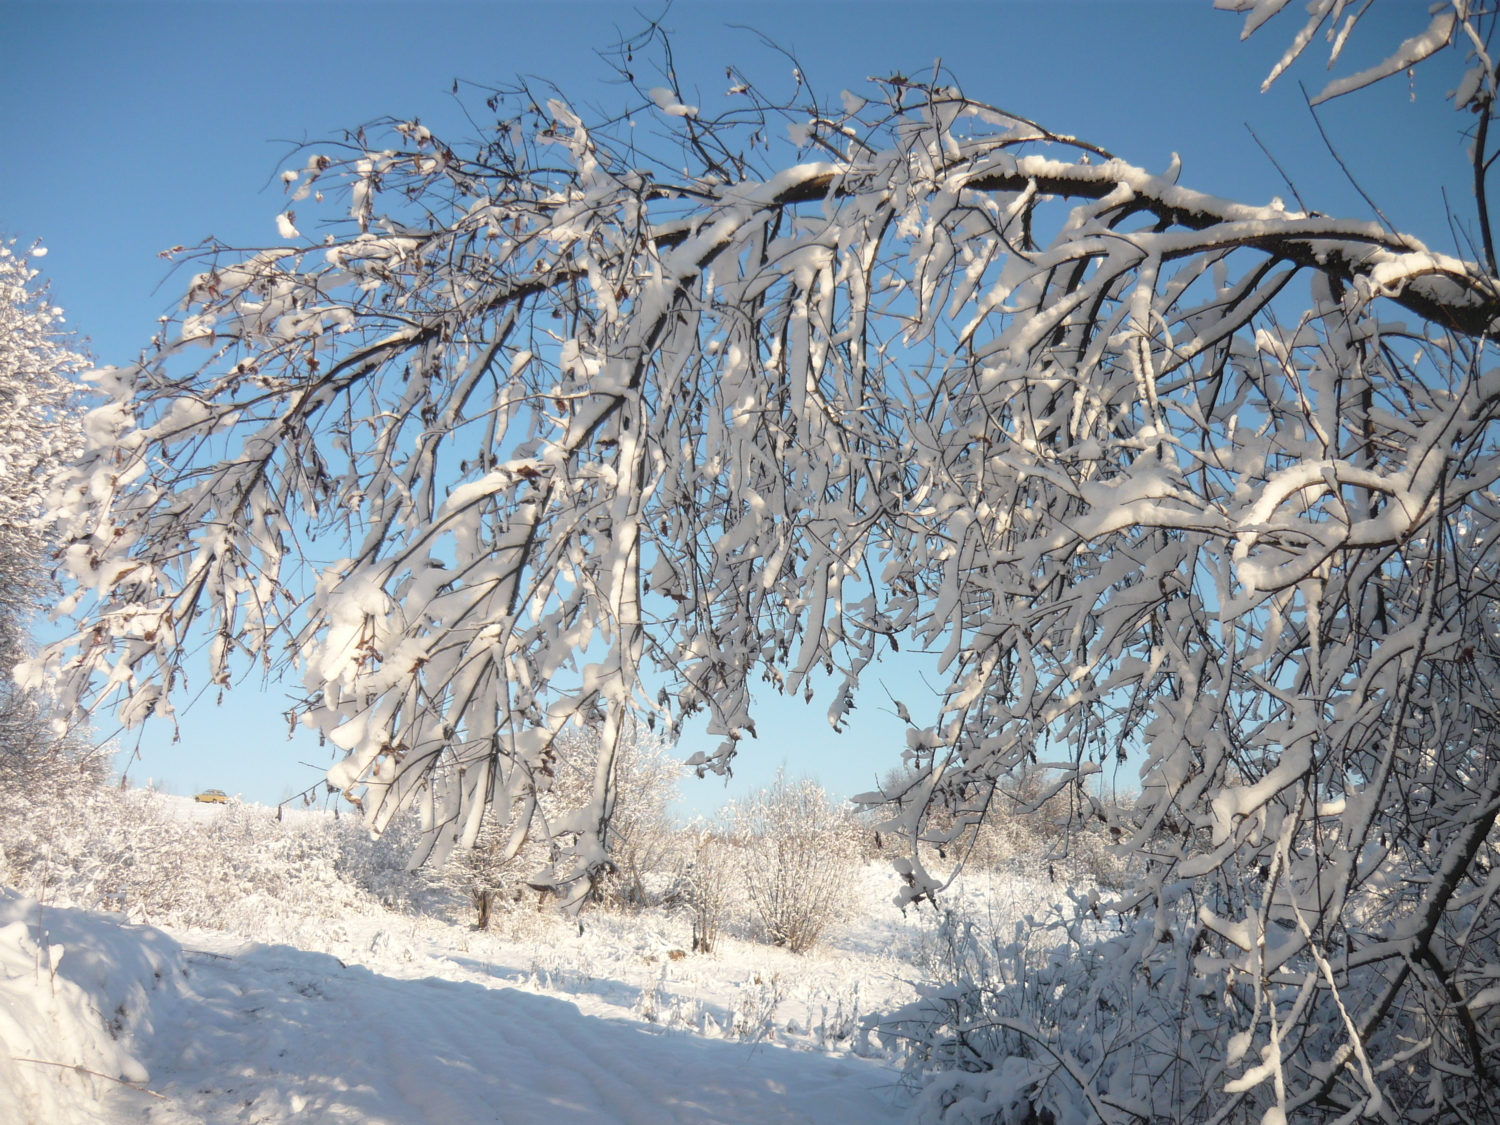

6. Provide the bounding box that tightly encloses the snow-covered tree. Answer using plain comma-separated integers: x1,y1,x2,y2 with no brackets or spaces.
0,241,84,778
28,5,1500,1117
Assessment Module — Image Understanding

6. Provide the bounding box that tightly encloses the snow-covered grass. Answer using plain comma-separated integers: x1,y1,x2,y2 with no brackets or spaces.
0,773,1103,1123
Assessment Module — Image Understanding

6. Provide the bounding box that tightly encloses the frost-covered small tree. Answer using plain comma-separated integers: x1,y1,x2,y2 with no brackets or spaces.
28,4,1500,1119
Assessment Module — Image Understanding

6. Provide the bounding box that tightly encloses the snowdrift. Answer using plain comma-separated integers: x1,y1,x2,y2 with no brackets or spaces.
0,889,184,1124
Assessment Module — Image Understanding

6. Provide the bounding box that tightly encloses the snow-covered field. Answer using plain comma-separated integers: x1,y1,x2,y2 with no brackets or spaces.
1,798,1082,1124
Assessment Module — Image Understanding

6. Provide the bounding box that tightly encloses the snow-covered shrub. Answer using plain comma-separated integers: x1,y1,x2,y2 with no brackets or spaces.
328,806,429,910
430,725,683,923
876,911,1098,1125
879,765,1127,893
594,733,684,910
908,1058,1069,1125
0,764,436,937
964,775,1127,892
0,738,115,903
681,828,733,953
729,970,784,1042
808,980,864,1050
724,774,860,953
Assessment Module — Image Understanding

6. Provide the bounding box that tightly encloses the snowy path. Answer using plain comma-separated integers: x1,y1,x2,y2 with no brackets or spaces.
110,943,904,1124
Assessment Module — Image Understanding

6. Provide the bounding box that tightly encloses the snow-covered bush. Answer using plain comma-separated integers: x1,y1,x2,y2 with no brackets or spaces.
877,911,1099,1124
593,732,685,910
728,970,785,1042
724,774,860,953
882,766,1127,892
0,764,435,936
681,828,733,954
425,725,683,924
0,738,114,902
970,779,1126,892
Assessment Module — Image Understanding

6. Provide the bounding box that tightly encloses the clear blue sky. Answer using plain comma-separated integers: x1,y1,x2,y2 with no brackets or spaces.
1,0,1469,814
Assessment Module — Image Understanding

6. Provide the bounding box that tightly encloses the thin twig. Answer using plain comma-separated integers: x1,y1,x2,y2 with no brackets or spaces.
10,1057,169,1100
1440,184,1482,263
1244,122,1310,215
276,776,328,821
1300,81,1395,232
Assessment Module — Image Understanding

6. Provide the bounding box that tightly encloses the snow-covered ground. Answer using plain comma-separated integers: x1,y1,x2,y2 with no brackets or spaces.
1,801,1084,1124
116,941,901,1124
